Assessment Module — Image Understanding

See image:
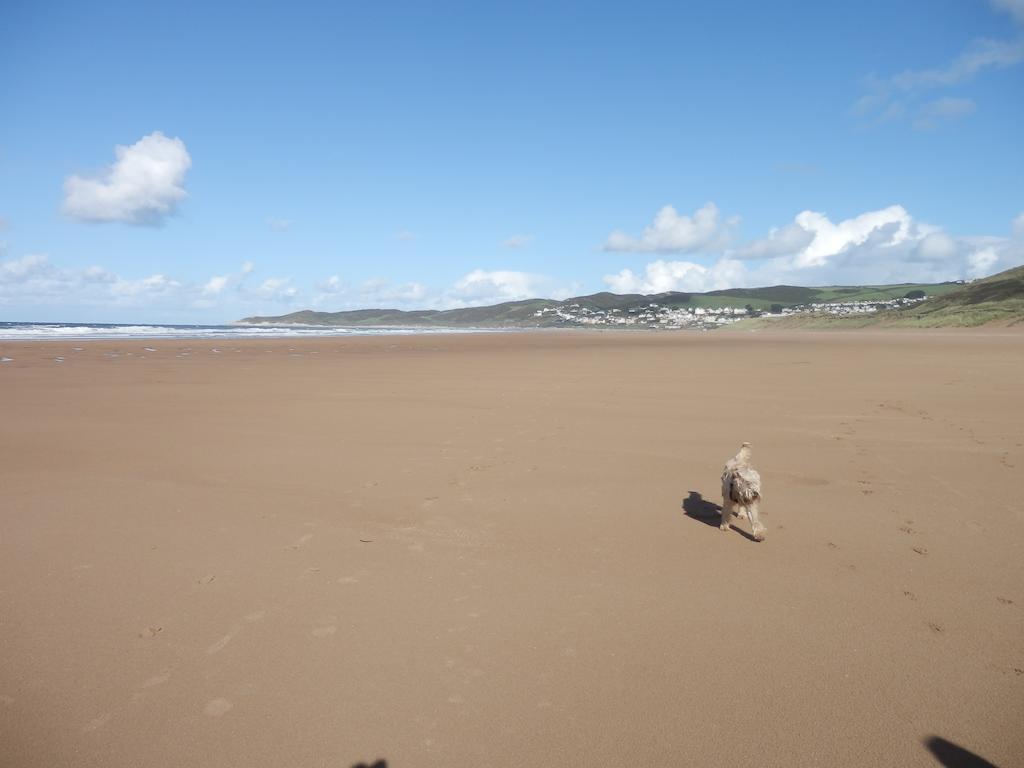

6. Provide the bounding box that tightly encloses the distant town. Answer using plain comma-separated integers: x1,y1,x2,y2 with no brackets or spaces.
532,294,930,329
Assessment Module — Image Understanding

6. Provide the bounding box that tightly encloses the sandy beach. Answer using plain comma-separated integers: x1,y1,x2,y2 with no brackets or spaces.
1,329,1022,767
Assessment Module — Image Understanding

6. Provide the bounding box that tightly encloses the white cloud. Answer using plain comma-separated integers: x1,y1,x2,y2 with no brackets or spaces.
502,234,533,249
1012,212,1024,239
603,203,737,254
730,223,814,260
914,97,977,129
203,275,229,295
358,278,427,305
0,253,288,318
604,207,1024,295
968,247,1000,277
202,263,254,296
604,259,747,294
992,0,1024,24
787,205,921,268
0,254,191,306
255,277,299,302
111,273,182,298
63,132,191,225
1,253,50,282
914,231,958,262
890,38,1024,91
853,0,1024,128
730,205,926,269
315,275,346,294
450,270,547,302
307,270,578,311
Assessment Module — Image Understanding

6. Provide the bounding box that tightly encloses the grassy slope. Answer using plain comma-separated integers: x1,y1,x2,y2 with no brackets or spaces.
737,265,1024,329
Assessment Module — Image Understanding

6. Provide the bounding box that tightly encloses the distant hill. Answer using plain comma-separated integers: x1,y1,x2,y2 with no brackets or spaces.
740,264,1024,329
237,280,964,328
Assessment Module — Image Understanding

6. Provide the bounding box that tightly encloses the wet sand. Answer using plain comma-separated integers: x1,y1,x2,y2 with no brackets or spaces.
1,329,1022,767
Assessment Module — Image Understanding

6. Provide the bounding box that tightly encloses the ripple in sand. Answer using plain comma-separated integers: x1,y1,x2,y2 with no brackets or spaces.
204,698,233,717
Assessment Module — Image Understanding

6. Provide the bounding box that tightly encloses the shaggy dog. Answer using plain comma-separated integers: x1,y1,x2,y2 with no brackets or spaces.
720,442,765,541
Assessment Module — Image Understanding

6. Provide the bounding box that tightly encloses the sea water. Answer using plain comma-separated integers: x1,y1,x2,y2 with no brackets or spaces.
0,322,504,341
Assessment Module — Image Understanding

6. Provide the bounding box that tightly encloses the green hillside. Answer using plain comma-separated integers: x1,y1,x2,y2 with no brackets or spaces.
238,278,970,328
738,265,1024,329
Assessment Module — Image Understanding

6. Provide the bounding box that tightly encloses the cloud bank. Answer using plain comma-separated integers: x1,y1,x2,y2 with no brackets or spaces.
603,204,1023,294
63,132,191,225
4,205,1020,320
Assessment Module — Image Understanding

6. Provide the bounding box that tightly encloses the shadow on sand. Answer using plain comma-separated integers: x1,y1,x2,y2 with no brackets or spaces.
925,736,999,768
681,490,760,542
682,490,721,524
352,761,387,768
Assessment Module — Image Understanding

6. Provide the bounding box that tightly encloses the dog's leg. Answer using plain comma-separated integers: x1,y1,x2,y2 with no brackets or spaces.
747,500,766,541
720,497,733,532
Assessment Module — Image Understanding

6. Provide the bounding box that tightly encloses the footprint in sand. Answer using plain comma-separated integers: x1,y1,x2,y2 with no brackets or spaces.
82,713,112,733
197,574,216,585
206,631,238,655
141,671,171,688
139,625,163,638
927,622,944,634
204,698,233,717
903,591,917,601
996,597,1014,605
286,533,314,550
913,546,928,556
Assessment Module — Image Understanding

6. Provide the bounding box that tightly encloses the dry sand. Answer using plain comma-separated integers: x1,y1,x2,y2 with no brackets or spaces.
1,329,1022,767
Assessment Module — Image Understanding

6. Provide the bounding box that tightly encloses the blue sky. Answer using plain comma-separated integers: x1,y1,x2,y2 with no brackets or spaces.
1,0,1022,322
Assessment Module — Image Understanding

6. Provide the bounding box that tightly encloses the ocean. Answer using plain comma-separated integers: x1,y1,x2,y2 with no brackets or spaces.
0,322,499,341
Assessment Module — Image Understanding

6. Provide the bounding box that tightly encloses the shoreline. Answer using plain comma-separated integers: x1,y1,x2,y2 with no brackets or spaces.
1,320,1022,348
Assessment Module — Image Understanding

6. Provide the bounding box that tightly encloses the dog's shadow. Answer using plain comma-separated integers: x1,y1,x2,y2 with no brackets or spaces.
682,491,721,526
681,491,760,542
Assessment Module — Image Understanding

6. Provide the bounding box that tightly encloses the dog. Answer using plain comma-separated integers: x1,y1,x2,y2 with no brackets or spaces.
720,442,765,541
